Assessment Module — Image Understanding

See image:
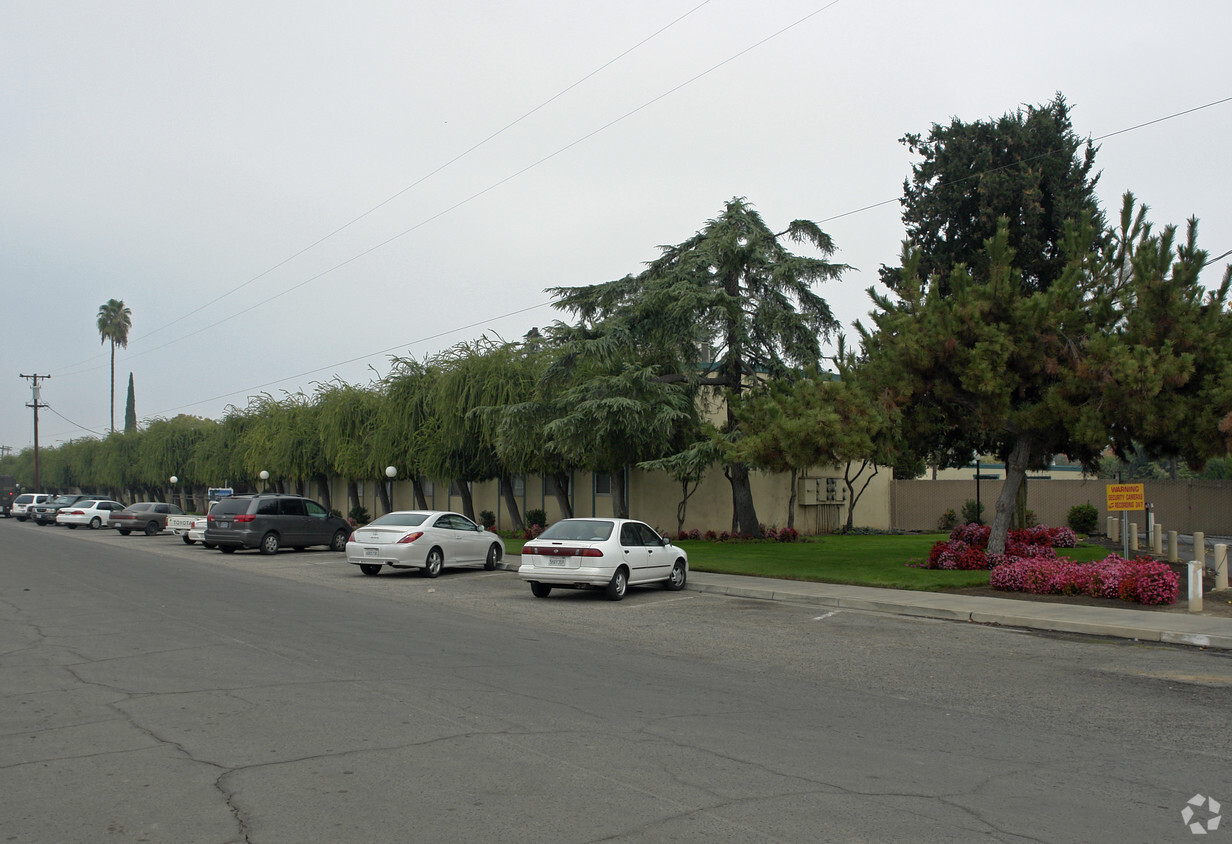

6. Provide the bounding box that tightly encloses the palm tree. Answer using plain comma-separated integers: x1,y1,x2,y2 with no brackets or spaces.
97,299,132,433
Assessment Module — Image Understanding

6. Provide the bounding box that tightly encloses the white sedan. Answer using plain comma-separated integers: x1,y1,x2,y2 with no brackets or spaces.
347,511,505,577
55,499,126,529
518,518,688,601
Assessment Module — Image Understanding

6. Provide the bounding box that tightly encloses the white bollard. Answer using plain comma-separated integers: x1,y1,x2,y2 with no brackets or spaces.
1194,532,1206,567
1188,561,1204,613
1216,544,1229,591
1109,517,1120,542
1151,524,1162,555
1130,523,1139,551
1168,531,1178,563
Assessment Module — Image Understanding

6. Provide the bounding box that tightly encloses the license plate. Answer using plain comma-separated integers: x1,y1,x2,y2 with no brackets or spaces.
547,559,568,567
219,521,230,529
364,548,378,558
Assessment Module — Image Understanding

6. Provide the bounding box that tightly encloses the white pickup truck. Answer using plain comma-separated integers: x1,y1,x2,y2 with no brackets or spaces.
167,513,202,543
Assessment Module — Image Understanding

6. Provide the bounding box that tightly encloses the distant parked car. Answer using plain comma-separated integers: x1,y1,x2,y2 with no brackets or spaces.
11,493,51,522
56,499,126,529
111,501,184,536
31,494,92,525
204,493,350,555
518,518,688,601
186,516,212,547
346,510,505,577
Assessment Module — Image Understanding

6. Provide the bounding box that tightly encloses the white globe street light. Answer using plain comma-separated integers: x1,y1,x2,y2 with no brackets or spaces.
385,466,397,512
259,470,269,493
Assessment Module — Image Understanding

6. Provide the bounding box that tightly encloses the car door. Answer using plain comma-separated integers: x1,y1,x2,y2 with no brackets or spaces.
433,513,472,563
634,521,672,581
278,497,308,545
450,513,487,563
618,522,652,582
303,500,333,545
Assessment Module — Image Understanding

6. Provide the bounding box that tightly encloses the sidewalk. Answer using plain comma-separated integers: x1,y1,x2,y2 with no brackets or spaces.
686,572,1232,651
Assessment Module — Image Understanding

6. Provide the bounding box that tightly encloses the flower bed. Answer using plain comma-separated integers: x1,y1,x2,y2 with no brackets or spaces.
914,522,1177,605
990,554,1178,605
677,526,801,543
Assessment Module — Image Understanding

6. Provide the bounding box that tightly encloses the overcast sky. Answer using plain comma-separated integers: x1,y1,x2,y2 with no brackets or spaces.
4,0,1230,456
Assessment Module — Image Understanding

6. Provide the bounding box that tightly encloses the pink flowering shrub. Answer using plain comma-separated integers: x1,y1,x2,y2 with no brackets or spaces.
990,553,1177,605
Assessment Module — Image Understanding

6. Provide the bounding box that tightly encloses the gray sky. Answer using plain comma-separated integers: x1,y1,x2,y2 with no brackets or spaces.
4,0,1230,455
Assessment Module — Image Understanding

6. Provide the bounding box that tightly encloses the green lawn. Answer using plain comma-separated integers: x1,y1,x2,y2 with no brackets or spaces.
508,533,1111,592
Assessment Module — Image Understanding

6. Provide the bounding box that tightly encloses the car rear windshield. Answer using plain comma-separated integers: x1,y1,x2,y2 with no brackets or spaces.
538,520,614,541
211,498,251,516
366,513,429,528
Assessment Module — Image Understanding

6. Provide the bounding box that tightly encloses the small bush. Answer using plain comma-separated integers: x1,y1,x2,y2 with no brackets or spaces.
348,504,370,524
937,509,958,531
991,553,1177,605
1024,509,1039,528
1067,502,1099,535
479,510,496,529
960,499,984,525
525,508,547,529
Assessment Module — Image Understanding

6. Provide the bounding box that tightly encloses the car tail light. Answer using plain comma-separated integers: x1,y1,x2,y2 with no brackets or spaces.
397,531,424,545
207,514,215,523
233,514,256,523
347,531,356,542
64,510,84,516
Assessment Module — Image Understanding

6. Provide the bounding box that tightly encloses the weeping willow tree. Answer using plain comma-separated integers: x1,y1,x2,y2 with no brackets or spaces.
315,380,384,519
377,356,440,510
425,338,532,526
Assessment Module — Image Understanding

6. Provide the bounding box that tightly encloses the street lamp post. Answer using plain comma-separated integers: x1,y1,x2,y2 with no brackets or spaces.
259,470,269,493
385,466,397,514
170,476,178,510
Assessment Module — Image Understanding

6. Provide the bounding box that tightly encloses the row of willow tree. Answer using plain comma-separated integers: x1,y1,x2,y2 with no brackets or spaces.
5,95,1231,551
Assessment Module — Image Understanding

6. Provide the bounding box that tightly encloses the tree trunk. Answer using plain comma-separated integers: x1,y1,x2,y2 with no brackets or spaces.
787,467,798,530
611,469,629,518
727,461,762,537
377,477,392,515
454,480,475,522
547,472,573,520
346,480,360,519
500,475,524,531
315,474,332,513
988,437,1032,555
843,459,879,532
412,477,428,509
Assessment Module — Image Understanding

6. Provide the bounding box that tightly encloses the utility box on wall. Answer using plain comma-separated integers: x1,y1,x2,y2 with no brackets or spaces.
798,477,821,506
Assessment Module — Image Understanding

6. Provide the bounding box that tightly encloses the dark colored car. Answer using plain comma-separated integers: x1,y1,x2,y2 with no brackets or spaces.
111,501,185,535
31,494,92,525
204,493,350,555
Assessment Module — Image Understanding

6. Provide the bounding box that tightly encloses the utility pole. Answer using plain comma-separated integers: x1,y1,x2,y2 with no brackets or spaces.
20,374,50,492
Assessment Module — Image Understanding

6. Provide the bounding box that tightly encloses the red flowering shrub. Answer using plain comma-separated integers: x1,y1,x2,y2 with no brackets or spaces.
990,553,1177,605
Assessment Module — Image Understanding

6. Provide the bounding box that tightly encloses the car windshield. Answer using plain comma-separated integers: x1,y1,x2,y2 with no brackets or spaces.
366,513,429,528
51,495,76,505
538,520,615,542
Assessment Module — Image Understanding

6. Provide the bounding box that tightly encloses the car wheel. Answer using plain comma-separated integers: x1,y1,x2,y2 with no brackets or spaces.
260,532,280,555
203,543,215,549
422,548,443,578
331,529,348,552
665,560,687,591
484,543,501,571
89,517,102,529
182,535,195,545
144,520,160,536
220,546,236,554
66,524,77,529
118,529,131,536
359,564,382,576
605,568,628,601
530,582,552,598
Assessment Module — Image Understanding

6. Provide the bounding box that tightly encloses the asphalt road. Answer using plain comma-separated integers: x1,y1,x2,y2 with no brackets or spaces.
2,518,1230,843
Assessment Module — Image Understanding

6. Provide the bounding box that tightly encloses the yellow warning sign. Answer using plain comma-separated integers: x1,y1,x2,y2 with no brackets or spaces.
1106,483,1145,512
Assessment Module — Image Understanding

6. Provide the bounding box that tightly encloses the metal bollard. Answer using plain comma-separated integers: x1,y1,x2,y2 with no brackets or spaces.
1188,561,1204,613
1216,544,1229,591
1168,531,1178,563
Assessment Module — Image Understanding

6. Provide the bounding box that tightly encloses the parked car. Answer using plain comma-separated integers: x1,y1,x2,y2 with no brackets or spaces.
518,518,688,601
1,475,16,516
204,493,350,555
186,517,212,547
111,501,185,535
347,510,505,577
31,494,92,525
55,499,126,529
11,493,51,522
